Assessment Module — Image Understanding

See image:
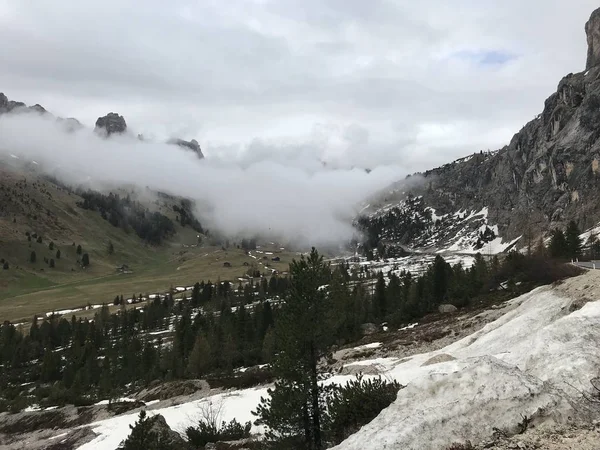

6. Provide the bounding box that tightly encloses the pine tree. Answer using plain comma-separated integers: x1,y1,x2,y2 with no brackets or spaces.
549,229,569,259
374,271,387,320
49,241,54,251
432,255,449,305
30,251,37,263
186,334,212,378
49,258,55,268
107,240,115,255
56,249,61,259
565,220,583,260
261,326,276,363
253,248,332,449
82,253,90,267
76,244,82,255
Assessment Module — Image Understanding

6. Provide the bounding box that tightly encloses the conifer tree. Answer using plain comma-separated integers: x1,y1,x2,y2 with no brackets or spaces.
549,229,569,259
374,271,387,319
565,220,583,260
187,334,212,378
254,248,331,449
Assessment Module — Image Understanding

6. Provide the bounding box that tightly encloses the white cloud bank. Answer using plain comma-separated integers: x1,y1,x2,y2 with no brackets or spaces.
0,113,408,246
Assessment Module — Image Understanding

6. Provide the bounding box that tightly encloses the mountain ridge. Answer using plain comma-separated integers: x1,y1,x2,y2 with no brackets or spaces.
359,7,600,253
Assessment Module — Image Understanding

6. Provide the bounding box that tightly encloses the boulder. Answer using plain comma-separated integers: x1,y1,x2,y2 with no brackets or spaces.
168,138,205,159
146,414,188,447
438,304,458,314
586,8,600,70
95,112,127,136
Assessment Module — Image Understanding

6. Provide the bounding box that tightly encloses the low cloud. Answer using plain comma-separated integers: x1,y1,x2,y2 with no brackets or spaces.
0,113,410,247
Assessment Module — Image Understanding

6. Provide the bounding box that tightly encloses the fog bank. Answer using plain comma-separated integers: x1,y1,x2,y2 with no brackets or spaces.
0,113,411,246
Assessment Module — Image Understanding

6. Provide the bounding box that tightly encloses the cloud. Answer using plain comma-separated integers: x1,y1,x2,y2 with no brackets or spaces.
0,112,408,246
0,0,598,172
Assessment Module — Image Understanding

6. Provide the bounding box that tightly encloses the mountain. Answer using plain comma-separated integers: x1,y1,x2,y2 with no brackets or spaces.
359,7,600,254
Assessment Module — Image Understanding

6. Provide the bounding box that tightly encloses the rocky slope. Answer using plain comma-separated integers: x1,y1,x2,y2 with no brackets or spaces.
360,7,600,252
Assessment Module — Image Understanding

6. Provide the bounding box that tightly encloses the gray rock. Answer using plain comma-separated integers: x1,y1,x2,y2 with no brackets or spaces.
168,138,205,159
586,8,600,70
568,297,593,312
0,92,7,111
7,100,25,112
146,414,187,447
95,112,127,136
362,9,600,252
28,104,47,115
438,304,458,314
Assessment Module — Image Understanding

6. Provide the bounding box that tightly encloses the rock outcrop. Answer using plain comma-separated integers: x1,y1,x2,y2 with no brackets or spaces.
145,414,188,447
0,92,7,112
168,138,204,159
95,112,127,136
362,7,600,250
586,8,600,70
0,94,42,115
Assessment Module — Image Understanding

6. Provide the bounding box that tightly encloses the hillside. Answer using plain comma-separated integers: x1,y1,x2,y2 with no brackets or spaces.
0,158,293,322
358,8,600,254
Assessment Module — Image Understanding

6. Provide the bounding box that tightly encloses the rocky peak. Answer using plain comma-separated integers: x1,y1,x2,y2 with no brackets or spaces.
57,117,83,133
29,104,47,114
95,112,127,136
586,8,600,70
168,138,204,159
0,92,7,111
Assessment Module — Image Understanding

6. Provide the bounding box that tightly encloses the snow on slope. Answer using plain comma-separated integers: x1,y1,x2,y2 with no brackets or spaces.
76,388,268,450
333,282,600,450
74,274,600,449
361,196,520,255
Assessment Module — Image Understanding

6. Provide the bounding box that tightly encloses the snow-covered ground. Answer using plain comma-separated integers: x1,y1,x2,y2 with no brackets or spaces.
69,271,600,449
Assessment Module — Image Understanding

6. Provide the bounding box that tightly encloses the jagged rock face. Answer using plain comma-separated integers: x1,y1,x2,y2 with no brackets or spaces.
0,92,7,112
586,8,600,70
0,94,48,116
168,138,204,159
95,112,127,136
29,104,47,114
364,10,600,248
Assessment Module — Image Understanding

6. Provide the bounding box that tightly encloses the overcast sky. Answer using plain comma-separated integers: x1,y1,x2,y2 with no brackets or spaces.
0,0,598,171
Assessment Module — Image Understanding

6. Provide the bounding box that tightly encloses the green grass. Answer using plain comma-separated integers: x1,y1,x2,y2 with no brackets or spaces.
0,165,300,323
0,245,295,323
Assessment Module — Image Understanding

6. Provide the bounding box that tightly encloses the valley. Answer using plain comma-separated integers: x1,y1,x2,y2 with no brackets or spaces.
2,3,600,450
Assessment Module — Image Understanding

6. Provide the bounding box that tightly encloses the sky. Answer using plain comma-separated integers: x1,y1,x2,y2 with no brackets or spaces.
0,0,598,172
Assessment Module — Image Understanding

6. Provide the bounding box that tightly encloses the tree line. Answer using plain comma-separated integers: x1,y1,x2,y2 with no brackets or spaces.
0,244,581,444
77,191,176,245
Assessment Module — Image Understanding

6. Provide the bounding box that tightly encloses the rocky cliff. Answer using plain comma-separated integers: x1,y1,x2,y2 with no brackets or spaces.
361,7,600,252
94,112,127,136
167,138,205,159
